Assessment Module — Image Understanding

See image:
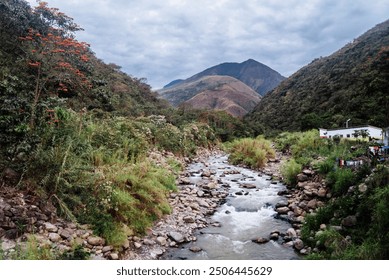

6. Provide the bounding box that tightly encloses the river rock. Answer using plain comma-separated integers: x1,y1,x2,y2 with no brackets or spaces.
44,222,58,233
206,182,218,189
276,206,290,214
189,203,200,211
189,246,202,252
197,190,205,197
179,177,191,185
150,249,164,258
252,237,269,244
183,216,196,223
87,236,105,246
49,232,61,242
297,174,308,182
276,201,288,208
169,231,184,243
286,228,297,238
317,188,327,198
307,199,317,209
143,239,155,246
201,170,211,177
1,239,16,251
156,236,167,246
102,246,113,253
197,200,209,208
302,169,314,176
270,232,279,240
283,241,294,247
59,229,72,240
134,242,142,249
109,253,119,260
295,216,305,223
293,239,304,250
240,183,256,189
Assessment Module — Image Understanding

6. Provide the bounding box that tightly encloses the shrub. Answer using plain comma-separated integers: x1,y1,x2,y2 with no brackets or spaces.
301,204,335,242
5,235,55,260
18,109,186,248
316,158,335,175
228,136,275,169
326,168,356,195
280,159,302,185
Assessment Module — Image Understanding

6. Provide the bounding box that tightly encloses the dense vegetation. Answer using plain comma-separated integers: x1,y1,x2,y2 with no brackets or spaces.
0,0,247,253
246,20,389,135
275,130,389,259
226,137,275,169
1,0,388,260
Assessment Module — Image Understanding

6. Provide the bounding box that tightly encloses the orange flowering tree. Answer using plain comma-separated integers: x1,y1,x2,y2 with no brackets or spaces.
20,2,92,128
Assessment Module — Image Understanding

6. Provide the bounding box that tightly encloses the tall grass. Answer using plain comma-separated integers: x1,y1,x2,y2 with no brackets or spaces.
326,168,356,195
19,108,214,248
280,159,302,185
227,136,275,169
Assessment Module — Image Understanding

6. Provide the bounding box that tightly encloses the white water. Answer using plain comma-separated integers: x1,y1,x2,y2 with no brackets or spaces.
164,154,299,260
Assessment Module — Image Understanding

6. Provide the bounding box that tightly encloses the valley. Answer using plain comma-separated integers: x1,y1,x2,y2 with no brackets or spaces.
1,0,388,260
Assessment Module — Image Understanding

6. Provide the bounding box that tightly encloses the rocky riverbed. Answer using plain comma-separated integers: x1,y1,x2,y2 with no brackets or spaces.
1,148,328,259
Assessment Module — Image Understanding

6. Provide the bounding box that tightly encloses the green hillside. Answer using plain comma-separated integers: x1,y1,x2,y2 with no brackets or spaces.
246,19,389,135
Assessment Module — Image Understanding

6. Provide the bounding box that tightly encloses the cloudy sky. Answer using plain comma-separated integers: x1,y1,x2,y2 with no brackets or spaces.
26,0,389,89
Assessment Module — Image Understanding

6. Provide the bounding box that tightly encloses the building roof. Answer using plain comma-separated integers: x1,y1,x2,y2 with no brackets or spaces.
319,125,383,131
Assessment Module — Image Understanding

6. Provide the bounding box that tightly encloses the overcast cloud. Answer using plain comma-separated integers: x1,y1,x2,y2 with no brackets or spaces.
25,0,389,89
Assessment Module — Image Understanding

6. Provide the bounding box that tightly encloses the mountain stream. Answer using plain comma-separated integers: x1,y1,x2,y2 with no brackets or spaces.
163,154,299,260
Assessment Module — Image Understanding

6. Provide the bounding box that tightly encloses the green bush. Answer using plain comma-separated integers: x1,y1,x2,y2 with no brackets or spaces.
275,130,331,166
301,204,335,242
228,136,275,169
17,109,196,248
316,158,335,174
280,159,302,185
326,168,356,195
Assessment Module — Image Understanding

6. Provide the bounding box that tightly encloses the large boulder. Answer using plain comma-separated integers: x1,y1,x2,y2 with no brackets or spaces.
168,231,185,243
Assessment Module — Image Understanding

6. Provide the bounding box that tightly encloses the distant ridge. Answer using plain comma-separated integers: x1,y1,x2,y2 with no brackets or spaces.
163,79,184,89
179,75,261,117
157,59,283,116
161,59,285,96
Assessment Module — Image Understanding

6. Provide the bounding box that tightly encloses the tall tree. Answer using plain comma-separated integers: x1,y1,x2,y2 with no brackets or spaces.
19,1,92,128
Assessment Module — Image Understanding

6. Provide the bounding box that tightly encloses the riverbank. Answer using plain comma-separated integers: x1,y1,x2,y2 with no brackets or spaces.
122,148,230,259
0,148,228,260
1,148,314,259
125,149,301,260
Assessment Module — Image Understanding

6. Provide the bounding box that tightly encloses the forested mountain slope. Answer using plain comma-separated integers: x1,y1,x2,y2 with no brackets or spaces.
246,20,389,134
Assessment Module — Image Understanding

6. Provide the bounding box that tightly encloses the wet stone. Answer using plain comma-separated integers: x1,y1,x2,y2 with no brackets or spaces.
189,246,202,253
252,237,269,244
169,232,184,243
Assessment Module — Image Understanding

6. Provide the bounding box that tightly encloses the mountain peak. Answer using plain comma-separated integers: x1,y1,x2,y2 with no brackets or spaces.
162,59,285,96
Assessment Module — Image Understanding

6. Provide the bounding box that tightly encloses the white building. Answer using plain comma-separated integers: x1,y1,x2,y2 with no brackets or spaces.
319,125,385,143
383,127,389,146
